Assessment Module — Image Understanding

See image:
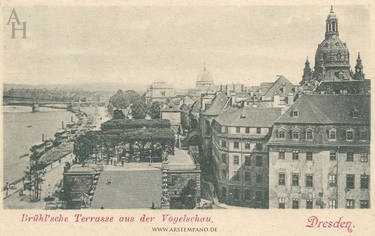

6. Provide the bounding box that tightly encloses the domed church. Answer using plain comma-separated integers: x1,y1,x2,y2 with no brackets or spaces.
300,6,369,94
196,65,214,88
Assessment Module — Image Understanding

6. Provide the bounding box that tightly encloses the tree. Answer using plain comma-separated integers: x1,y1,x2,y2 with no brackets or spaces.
113,109,125,119
149,102,161,119
180,179,197,209
131,103,146,119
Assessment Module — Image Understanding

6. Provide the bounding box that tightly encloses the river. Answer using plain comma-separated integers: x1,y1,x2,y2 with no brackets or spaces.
3,106,75,184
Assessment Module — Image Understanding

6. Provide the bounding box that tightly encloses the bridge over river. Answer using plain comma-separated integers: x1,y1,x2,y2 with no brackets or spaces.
3,96,96,112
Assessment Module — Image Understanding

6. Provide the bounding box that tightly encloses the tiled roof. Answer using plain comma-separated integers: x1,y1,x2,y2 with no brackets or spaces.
215,107,282,127
91,170,161,209
263,75,296,98
275,94,370,124
202,92,229,116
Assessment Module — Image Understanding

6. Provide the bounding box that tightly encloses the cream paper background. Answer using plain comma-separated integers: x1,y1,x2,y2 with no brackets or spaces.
0,0,374,235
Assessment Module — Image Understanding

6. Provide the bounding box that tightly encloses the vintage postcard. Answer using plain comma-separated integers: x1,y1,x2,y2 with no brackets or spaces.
0,0,374,235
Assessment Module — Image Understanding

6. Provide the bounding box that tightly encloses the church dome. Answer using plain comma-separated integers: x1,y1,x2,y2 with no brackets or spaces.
197,66,213,82
314,6,350,71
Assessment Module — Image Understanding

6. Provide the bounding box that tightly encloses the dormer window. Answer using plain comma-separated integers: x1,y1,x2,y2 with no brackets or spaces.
328,129,336,141
292,109,299,118
277,128,286,139
346,130,354,141
292,130,300,140
306,129,313,140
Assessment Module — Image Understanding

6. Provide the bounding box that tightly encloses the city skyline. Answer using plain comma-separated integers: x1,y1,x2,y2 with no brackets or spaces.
2,4,371,88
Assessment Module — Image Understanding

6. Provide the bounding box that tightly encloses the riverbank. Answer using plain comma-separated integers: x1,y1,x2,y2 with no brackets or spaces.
2,106,107,208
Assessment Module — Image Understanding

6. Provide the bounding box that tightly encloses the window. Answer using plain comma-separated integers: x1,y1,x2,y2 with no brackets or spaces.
245,143,251,149
221,126,226,133
346,199,355,209
306,200,313,209
279,152,285,160
306,152,313,161
306,130,313,140
244,190,252,200
360,153,368,162
278,130,285,139
233,156,239,165
236,127,241,133
244,155,251,166
245,172,251,182
360,174,369,189
292,151,299,160
279,173,285,185
347,152,354,162
256,156,263,166
256,128,261,134
279,198,285,209
233,189,240,200
329,174,337,186
255,191,263,202
346,130,354,141
161,91,166,96
360,200,369,209
292,174,299,186
221,154,227,163
256,143,263,150
329,129,336,140
234,142,239,149
245,127,250,134
292,199,299,209
330,151,337,161
329,199,337,209
292,110,299,118
256,174,263,184
360,131,368,141
233,171,239,181
292,131,300,140
221,140,227,148
346,174,355,189
306,175,313,187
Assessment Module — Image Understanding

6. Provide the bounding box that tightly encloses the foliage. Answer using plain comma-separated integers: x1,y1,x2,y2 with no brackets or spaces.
180,179,197,209
109,89,144,109
113,109,125,119
131,102,146,119
149,101,161,119
101,119,171,130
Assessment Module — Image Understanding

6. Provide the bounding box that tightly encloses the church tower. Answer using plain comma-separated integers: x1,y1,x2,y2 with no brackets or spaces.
325,5,339,39
354,52,365,80
300,57,313,84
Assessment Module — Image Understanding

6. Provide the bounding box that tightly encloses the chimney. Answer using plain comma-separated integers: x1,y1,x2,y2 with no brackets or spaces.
287,93,294,105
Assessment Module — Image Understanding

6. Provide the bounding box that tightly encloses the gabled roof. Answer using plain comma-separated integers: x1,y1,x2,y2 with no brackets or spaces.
202,92,229,116
215,107,282,127
275,94,370,125
263,75,296,98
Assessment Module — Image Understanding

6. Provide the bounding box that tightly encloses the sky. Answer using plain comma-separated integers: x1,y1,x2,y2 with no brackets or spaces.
2,4,372,89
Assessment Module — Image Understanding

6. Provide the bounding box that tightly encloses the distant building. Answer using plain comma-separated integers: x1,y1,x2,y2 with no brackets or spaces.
196,65,214,89
268,95,370,209
300,6,370,94
161,105,182,133
145,81,174,103
211,107,282,208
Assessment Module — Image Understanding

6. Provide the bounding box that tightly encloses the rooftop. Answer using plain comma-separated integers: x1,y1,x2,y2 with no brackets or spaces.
202,92,229,116
215,107,282,127
275,94,370,125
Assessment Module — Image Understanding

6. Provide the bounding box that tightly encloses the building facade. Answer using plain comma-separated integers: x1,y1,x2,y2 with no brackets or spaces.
211,107,282,208
145,81,174,103
268,95,370,209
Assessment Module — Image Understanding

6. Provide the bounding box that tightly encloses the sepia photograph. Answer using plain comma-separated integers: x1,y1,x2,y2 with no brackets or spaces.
0,0,374,235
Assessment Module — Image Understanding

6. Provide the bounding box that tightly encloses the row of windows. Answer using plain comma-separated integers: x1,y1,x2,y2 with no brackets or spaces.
278,173,370,189
229,171,266,184
277,151,368,162
279,173,314,187
223,155,263,166
278,199,370,209
275,128,368,142
220,140,263,150
225,188,265,202
221,127,264,134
